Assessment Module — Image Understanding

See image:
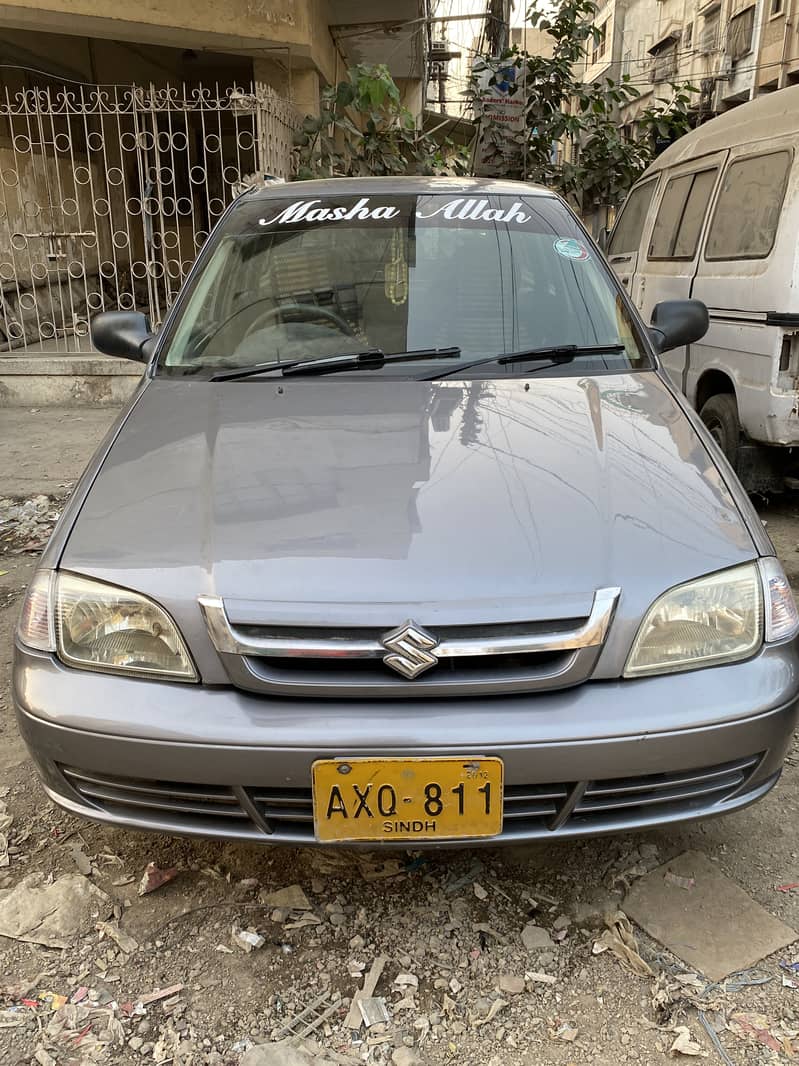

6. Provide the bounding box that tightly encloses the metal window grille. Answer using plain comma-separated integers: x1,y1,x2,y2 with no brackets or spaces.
0,80,298,353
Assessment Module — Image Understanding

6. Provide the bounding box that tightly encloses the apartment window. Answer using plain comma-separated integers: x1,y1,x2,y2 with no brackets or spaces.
648,168,718,259
705,151,791,260
700,12,720,52
771,0,784,15
727,5,755,60
651,44,678,82
684,22,694,48
592,22,608,64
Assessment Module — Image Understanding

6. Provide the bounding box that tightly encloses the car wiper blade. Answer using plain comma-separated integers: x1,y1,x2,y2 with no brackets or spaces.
422,343,627,381
210,356,318,382
280,346,461,377
210,346,461,382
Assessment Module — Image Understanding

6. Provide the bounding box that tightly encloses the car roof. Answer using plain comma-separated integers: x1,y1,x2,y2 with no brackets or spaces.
643,84,799,175
248,175,556,200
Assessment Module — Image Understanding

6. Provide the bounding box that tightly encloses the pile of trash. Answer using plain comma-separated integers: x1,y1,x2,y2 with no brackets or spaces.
2,829,799,1065
0,494,66,553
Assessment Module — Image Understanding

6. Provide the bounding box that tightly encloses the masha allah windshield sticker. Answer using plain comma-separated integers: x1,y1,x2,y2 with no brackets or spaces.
553,237,591,261
258,197,535,227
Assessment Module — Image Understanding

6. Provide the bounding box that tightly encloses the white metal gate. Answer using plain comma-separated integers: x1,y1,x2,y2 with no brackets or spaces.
0,81,297,353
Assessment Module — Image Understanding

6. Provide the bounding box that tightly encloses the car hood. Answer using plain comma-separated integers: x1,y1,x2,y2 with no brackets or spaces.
61,374,755,675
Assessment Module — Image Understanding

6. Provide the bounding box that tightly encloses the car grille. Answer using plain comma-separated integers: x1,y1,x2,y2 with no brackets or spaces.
58,754,762,842
198,589,620,698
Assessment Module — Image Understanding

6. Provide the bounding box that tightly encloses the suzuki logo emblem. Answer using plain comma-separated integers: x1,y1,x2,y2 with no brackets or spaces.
380,620,439,679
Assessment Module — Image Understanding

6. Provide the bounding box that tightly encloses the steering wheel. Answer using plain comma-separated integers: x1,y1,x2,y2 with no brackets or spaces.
243,302,355,340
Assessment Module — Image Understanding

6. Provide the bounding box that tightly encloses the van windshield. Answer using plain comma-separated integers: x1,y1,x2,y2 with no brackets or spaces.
158,192,650,377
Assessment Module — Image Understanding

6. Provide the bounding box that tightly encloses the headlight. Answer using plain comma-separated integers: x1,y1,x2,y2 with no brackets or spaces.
17,570,197,682
625,562,764,678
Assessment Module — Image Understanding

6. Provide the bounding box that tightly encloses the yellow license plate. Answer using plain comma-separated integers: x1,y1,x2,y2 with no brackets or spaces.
312,757,504,843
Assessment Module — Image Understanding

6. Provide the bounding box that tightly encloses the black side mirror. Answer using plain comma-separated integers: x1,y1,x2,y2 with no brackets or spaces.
649,299,709,354
597,227,610,253
91,311,153,362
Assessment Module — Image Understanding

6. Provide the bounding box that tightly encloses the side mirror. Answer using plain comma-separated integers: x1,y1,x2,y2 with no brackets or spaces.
649,299,709,354
91,311,153,362
597,227,610,253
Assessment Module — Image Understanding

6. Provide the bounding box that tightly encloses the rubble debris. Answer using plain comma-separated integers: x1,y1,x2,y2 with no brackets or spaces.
0,799,12,868
727,1012,789,1054
241,1042,338,1066
473,922,509,945
19,991,67,1011
272,991,342,1040
357,997,390,1027
664,871,696,891
777,882,799,892
356,856,404,882
121,983,185,1014
498,975,525,995
669,1026,708,1057
549,1021,578,1042
697,1011,737,1066
394,973,419,991
345,956,388,1029
96,920,138,954
263,885,312,910
521,923,555,951
445,862,484,895
138,862,179,895
0,872,111,949
525,971,557,986
624,851,796,982
592,911,654,978
471,998,507,1028
68,845,93,877
284,913,322,931
0,494,66,553
473,882,488,900
233,926,266,952
0,1009,28,1028
391,1049,422,1066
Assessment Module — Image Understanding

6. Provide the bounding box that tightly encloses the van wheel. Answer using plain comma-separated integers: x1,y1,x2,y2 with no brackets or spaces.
700,393,740,467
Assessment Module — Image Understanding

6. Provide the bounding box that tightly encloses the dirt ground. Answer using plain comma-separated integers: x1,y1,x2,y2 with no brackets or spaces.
2,407,799,1066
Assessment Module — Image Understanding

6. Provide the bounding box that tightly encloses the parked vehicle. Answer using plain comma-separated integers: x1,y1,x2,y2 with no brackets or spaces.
607,87,799,492
13,177,799,848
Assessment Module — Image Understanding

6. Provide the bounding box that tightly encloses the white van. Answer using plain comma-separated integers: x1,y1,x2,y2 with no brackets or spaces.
607,87,799,491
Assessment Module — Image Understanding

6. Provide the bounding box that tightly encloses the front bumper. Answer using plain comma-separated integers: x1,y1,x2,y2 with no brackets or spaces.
13,640,799,846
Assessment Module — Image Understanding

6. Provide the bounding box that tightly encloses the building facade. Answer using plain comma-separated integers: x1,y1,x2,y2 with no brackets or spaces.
0,1,429,360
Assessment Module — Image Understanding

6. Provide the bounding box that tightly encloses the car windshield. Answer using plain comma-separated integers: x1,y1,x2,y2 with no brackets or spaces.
158,191,650,377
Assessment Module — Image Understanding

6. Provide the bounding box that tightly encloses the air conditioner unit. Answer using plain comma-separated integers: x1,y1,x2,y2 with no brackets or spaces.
430,40,449,53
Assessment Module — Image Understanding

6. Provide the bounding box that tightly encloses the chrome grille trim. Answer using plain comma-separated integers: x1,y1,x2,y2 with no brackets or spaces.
198,589,620,697
199,588,621,660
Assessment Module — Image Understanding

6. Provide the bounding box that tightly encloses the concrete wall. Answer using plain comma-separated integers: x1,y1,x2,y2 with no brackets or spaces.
0,0,338,82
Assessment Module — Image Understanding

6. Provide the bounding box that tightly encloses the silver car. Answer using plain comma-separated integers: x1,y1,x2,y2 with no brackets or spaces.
13,177,799,848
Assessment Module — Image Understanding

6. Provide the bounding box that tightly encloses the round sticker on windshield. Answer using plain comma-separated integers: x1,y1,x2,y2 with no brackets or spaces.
554,238,590,261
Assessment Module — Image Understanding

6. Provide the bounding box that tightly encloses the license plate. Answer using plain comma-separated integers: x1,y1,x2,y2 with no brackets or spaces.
312,757,504,843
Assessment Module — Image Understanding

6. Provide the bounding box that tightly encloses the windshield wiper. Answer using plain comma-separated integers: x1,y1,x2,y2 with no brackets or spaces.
281,346,461,377
421,343,627,381
210,347,461,382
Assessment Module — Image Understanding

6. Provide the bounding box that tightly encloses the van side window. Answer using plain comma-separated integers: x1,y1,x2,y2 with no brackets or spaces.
705,151,791,260
648,168,718,260
608,180,657,256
